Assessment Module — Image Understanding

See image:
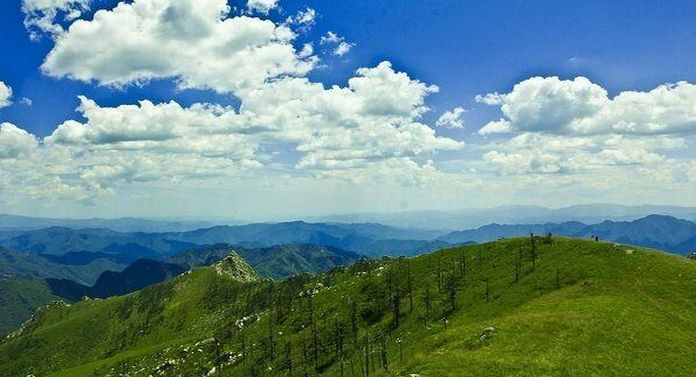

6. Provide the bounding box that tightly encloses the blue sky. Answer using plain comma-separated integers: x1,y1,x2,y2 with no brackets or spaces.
4,0,696,137
1,0,696,220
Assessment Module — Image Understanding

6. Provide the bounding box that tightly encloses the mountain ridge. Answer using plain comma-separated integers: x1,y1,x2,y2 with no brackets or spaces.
439,214,696,254
2,237,695,376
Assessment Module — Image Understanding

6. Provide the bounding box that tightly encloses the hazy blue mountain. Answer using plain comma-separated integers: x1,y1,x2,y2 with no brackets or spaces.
166,221,451,256
167,243,363,280
46,259,188,300
309,204,696,230
168,221,440,246
438,221,587,244
0,214,214,233
438,215,696,255
0,230,24,241
0,222,447,261
0,223,450,288
0,227,197,259
44,243,363,301
577,215,696,253
0,246,125,285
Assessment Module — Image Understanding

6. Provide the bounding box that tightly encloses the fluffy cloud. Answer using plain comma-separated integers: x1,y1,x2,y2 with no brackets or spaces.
46,96,256,160
478,76,696,136
0,82,12,109
0,123,38,159
1,60,462,203
475,75,696,186
240,62,461,171
42,0,316,94
22,0,91,40
6,0,466,206
477,119,512,135
247,0,279,14
320,31,355,56
436,107,466,129
481,132,673,176
286,7,316,30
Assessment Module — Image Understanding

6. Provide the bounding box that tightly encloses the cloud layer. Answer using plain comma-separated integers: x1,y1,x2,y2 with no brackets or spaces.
476,76,696,193
6,0,696,214
4,59,462,203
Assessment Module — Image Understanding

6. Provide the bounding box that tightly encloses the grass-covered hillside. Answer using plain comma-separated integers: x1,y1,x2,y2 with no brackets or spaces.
0,276,63,337
2,237,696,376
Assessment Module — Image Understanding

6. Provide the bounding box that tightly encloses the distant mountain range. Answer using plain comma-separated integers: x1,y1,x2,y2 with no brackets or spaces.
165,221,446,256
47,243,362,300
2,214,696,291
167,243,363,279
0,221,450,266
0,246,123,286
309,204,696,230
45,259,189,301
438,214,696,255
0,214,215,233
8,204,696,234
3,213,696,339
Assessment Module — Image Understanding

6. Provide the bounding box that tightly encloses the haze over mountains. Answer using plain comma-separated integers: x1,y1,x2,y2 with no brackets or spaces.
0,214,215,233
6,204,696,233
439,214,696,255
309,204,696,230
3,211,696,339
1,211,696,373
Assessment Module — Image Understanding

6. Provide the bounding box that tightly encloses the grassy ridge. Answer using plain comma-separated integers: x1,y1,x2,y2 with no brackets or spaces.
0,276,61,336
2,237,696,376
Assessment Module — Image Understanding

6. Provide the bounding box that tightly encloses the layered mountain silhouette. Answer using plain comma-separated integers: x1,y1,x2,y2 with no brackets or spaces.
438,214,696,254
45,259,188,300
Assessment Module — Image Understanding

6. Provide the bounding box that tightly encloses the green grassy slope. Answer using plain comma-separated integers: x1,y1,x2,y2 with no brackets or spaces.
0,276,62,336
2,237,696,376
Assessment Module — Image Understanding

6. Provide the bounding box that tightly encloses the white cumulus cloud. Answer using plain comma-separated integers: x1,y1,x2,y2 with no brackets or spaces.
436,107,466,129
478,76,696,136
42,0,316,94
0,82,12,109
0,123,38,159
1,60,462,203
3,0,468,207
286,7,316,31
320,31,355,56
247,0,279,14
22,0,92,40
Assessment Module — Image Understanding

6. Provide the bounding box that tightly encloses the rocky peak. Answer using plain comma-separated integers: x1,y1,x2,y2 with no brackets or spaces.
212,252,259,282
